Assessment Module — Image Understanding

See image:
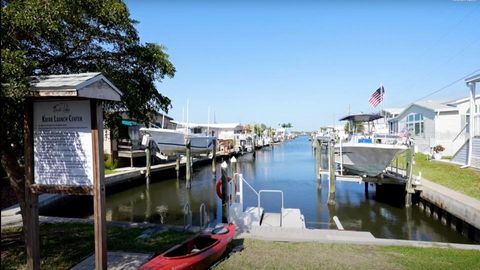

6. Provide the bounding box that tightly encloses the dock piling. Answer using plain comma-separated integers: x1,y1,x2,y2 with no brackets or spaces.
175,156,180,179
231,156,237,197
212,139,217,180
315,140,321,181
328,139,336,205
221,161,229,223
145,146,151,185
186,140,192,189
405,145,414,207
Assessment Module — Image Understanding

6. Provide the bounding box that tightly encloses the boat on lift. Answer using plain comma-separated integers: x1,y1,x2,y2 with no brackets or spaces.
140,126,215,156
336,114,409,177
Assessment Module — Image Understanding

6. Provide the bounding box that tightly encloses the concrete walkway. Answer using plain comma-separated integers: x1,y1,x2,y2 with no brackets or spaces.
237,226,480,250
71,251,153,270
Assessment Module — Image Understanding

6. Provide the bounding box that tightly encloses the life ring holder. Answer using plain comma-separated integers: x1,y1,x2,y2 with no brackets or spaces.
216,177,237,199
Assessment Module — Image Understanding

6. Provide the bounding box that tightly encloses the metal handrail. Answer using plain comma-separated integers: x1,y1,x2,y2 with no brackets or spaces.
452,123,469,142
258,190,284,226
237,174,259,197
236,174,285,226
183,202,192,230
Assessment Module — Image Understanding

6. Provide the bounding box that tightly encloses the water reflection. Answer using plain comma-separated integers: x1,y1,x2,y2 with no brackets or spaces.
101,136,472,243
105,173,219,226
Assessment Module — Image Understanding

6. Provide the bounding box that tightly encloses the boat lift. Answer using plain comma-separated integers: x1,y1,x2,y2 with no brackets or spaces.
228,173,306,230
314,137,419,206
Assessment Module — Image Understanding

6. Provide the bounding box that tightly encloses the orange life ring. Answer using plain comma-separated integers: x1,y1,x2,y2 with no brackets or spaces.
216,176,236,199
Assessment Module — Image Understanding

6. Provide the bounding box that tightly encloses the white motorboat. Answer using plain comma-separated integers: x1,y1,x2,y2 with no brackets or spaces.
233,133,254,153
315,127,336,144
140,127,215,155
336,114,408,177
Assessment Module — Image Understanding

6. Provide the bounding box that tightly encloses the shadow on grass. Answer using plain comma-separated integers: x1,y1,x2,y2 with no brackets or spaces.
1,223,192,270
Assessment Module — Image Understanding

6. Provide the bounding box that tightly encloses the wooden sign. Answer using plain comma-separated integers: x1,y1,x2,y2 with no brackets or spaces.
24,73,122,270
33,100,93,187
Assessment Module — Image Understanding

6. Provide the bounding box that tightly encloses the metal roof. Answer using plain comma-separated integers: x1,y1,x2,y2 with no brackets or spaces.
465,73,480,84
445,94,480,106
381,108,403,115
339,114,383,122
29,72,122,101
414,100,458,112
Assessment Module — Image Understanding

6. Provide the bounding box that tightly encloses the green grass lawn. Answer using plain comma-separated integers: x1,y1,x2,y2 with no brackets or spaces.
1,223,192,270
3,224,479,269
104,168,116,175
392,153,480,200
216,239,480,270
412,153,480,200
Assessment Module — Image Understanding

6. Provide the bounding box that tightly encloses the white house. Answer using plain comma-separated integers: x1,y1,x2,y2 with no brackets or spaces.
388,100,461,156
451,73,480,168
376,108,403,134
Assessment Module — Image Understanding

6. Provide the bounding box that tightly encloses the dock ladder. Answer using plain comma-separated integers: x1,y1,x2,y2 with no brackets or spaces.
230,173,305,229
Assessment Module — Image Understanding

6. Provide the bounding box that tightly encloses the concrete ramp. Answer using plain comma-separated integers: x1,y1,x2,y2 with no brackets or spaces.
262,212,281,227
237,226,375,243
282,208,305,228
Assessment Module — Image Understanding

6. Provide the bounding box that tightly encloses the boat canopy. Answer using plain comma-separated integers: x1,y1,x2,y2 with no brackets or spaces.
339,114,383,122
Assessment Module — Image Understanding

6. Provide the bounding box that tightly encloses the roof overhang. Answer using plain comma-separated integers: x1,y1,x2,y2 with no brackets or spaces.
465,73,480,84
29,72,123,101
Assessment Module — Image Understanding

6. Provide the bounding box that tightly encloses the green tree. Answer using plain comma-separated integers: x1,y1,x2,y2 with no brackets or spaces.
252,123,267,136
344,121,365,134
1,0,175,238
280,123,293,129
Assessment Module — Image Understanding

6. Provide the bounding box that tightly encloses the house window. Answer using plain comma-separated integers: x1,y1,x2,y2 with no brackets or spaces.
389,121,398,134
406,113,424,136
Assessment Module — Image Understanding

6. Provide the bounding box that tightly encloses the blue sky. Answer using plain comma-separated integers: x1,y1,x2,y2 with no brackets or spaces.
126,0,479,130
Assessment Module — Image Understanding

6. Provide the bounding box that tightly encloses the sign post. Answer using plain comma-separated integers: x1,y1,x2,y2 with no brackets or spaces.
24,99,40,270
91,100,107,270
24,73,122,270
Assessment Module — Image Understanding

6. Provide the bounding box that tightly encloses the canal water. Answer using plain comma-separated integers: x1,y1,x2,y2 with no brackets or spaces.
43,136,474,244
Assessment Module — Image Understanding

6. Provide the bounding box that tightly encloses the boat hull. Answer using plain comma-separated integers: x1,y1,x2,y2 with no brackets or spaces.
140,224,235,270
140,128,215,155
336,143,407,177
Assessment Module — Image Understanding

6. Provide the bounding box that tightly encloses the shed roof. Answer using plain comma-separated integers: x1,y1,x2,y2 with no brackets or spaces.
29,72,122,101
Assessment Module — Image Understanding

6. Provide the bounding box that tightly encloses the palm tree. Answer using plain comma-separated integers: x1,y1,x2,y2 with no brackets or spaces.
280,123,293,129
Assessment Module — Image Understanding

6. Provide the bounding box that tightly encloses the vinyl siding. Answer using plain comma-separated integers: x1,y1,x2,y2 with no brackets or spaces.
396,105,436,154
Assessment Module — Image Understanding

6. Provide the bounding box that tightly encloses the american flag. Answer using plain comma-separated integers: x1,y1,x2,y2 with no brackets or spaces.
369,85,384,107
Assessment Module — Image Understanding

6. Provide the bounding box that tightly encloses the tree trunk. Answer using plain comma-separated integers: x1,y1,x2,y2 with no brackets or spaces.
0,142,27,233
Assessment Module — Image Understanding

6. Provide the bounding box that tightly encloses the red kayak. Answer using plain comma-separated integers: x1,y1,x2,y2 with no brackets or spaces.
140,224,235,270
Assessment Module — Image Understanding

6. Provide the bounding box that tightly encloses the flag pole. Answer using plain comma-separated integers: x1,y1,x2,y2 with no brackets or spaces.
381,83,385,123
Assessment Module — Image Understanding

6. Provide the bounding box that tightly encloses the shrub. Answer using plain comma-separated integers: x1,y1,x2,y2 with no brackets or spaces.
433,145,445,153
104,155,118,170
